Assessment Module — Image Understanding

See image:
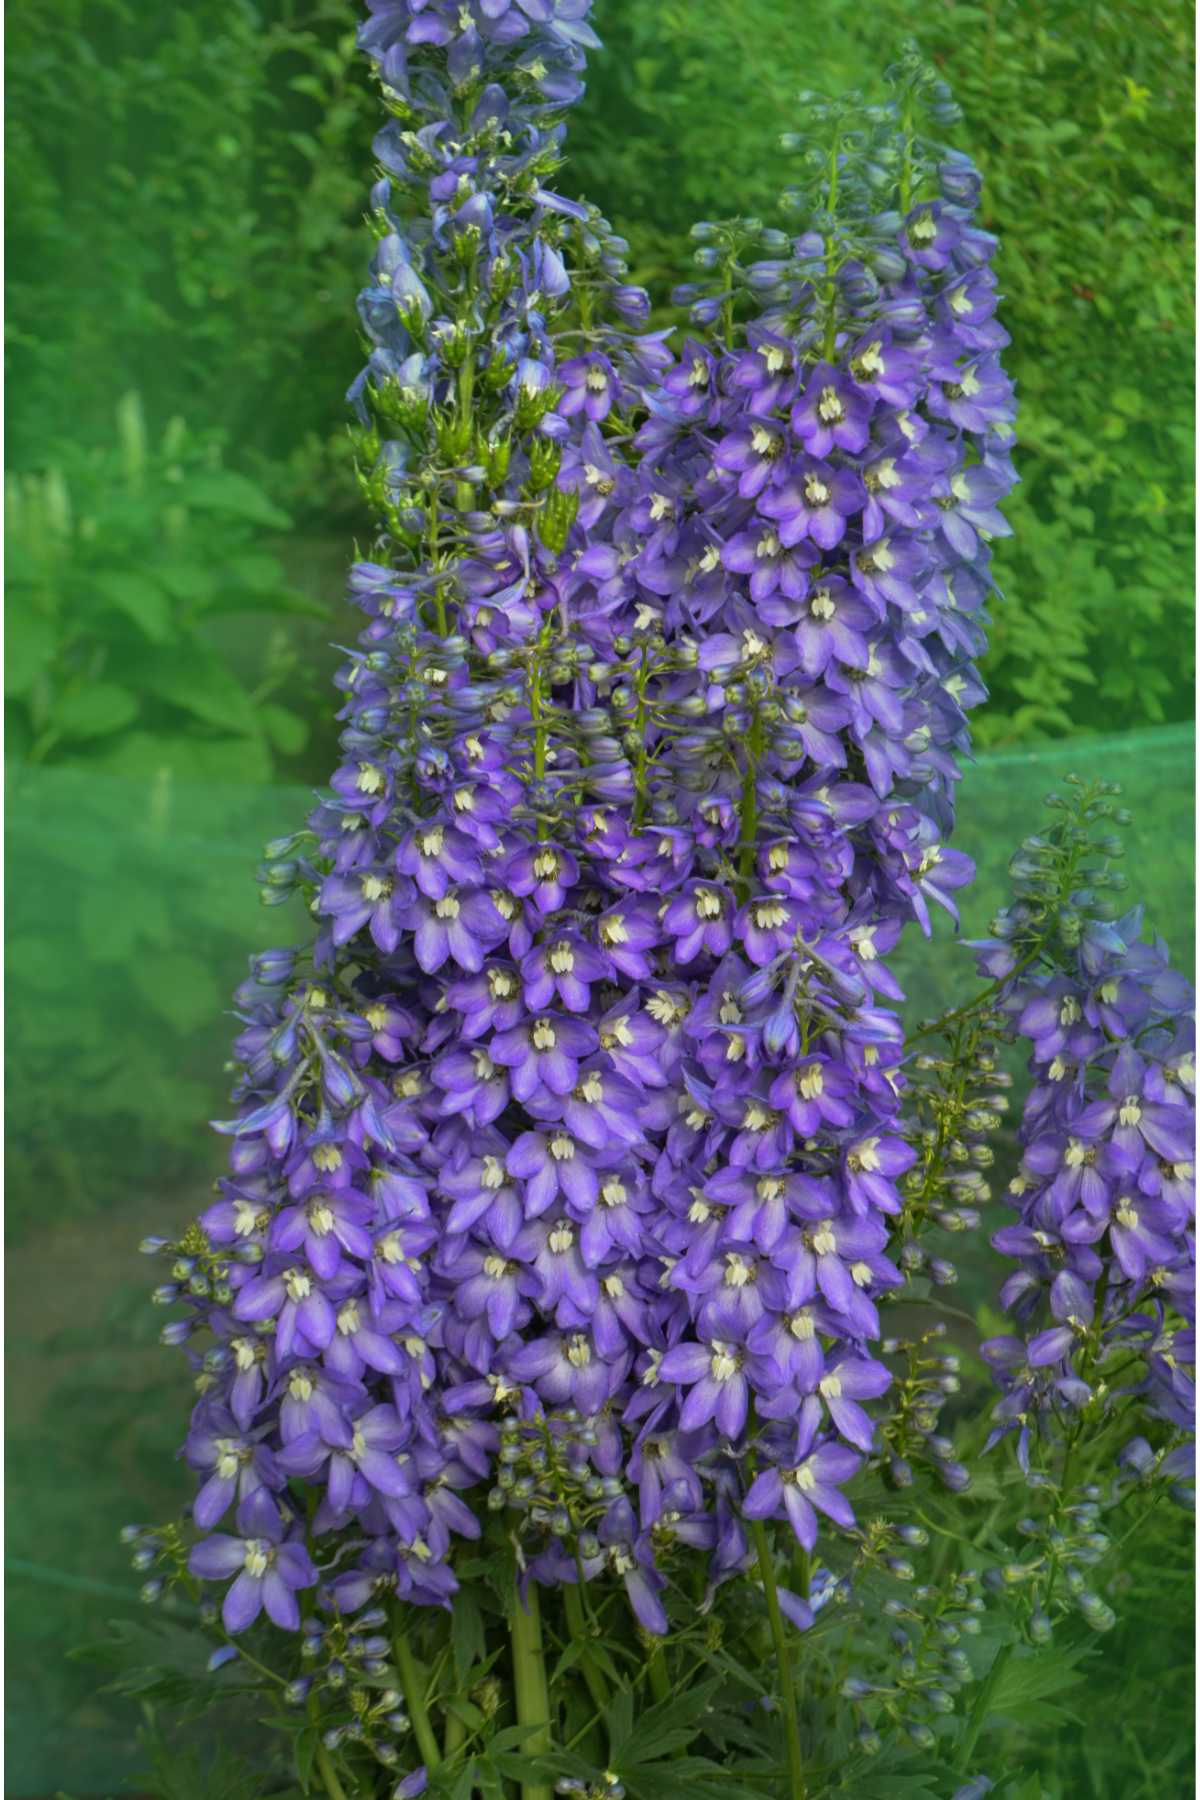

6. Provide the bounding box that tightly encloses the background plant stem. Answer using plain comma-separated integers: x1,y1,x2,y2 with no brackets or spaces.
749,1517,807,1800
510,1575,553,1800
393,1628,443,1773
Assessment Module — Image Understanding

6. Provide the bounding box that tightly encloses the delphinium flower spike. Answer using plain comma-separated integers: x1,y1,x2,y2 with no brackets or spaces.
134,17,1020,1797
975,779,1195,1635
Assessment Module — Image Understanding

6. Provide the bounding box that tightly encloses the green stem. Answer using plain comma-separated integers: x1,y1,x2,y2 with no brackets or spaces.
530,623,553,780
904,946,1040,1047
749,1517,806,1800
899,100,915,215
647,1641,671,1704
393,1628,443,1772
510,1576,553,1800
315,1742,350,1800
631,649,650,827
955,1639,1013,1773
823,128,842,359
428,489,447,635
455,348,476,511
737,709,764,892
563,1581,611,1716
443,1706,467,1762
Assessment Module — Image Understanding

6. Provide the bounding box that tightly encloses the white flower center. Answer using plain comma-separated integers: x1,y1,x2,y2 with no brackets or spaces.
243,1540,270,1579
215,1440,242,1481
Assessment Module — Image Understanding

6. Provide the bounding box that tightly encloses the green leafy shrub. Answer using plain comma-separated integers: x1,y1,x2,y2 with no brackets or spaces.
6,392,326,780
5,763,303,1240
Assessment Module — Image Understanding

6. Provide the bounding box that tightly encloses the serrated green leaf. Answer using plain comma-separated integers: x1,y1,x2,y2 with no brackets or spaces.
614,1678,722,1767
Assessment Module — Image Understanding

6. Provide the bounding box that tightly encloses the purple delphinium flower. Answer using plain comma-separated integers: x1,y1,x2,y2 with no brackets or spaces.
188,1515,316,1633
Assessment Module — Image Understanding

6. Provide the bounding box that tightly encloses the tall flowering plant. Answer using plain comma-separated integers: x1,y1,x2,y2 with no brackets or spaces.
122,8,1193,1799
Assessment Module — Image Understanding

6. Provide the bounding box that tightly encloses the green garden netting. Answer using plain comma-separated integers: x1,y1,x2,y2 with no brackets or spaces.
4,723,1194,1795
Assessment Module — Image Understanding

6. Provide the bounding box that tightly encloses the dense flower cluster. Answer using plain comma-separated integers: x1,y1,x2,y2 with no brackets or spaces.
979,894,1195,1480
148,0,1019,1653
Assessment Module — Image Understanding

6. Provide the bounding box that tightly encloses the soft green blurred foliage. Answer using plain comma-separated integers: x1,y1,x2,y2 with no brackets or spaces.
6,0,366,492
5,771,296,1239
6,392,327,779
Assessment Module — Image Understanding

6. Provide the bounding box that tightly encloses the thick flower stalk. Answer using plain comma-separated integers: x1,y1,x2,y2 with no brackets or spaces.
137,17,1019,1795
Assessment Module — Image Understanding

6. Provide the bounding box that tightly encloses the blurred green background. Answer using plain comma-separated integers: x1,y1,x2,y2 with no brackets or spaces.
5,0,1194,1794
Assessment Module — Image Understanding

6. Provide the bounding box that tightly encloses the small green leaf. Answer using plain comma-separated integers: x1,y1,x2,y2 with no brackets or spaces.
90,570,175,643
133,644,258,735
294,1722,318,1793
263,703,309,755
182,469,291,529
56,681,139,739
452,1585,486,1685
154,558,216,604
5,613,57,696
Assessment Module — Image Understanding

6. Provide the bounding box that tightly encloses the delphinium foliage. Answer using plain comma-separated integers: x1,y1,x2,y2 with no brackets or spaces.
119,6,1193,1799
